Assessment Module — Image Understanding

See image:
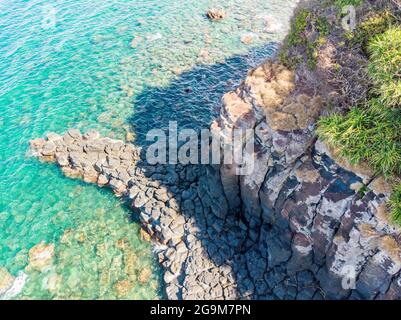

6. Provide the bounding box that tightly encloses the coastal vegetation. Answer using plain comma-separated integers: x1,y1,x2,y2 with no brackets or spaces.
278,8,326,69
316,2,401,222
333,0,363,8
347,10,396,50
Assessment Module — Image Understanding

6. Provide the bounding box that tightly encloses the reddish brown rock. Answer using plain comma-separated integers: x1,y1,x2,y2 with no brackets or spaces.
206,9,226,20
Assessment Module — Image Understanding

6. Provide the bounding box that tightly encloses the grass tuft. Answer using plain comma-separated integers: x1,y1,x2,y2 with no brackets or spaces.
318,98,401,176
368,27,401,107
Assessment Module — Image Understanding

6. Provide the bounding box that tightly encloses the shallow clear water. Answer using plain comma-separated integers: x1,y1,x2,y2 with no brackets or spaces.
0,0,296,299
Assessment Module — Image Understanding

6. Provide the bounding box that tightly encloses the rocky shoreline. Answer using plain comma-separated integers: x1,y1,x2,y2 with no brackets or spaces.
29,58,401,300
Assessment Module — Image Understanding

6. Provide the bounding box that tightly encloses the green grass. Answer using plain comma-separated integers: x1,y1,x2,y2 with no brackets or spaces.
316,16,330,36
333,0,363,8
317,25,401,223
318,100,401,176
368,27,401,107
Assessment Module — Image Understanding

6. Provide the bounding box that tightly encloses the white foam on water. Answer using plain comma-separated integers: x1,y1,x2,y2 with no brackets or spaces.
0,271,28,300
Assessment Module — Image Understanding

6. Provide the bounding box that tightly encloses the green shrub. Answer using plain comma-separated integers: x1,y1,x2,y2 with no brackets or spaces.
351,11,396,49
390,183,401,222
318,23,401,223
287,9,311,47
316,16,330,36
368,27,401,107
280,9,311,69
281,10,330,70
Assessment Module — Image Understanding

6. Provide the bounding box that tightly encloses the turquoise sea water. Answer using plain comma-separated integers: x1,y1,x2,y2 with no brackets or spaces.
0,0,296,299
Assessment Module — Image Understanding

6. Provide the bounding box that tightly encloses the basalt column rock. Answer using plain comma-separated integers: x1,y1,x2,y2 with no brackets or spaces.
30,59,401,300
30,129,239,300
213,60,401,300
213,61,322,228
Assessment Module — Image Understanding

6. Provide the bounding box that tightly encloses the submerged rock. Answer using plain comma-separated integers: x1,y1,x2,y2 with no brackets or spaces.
240,33,257,45
0,268,14,296
27,242,55,272
139,268,152,283
126,131,135,142
114,279,133,297
130,36,141,48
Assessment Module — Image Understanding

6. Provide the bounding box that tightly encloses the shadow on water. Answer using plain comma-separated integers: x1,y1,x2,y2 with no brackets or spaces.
129,42,279,299
129,43,278,145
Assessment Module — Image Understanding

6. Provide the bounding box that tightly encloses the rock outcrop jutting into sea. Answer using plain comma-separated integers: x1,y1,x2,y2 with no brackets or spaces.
30,60,401,300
